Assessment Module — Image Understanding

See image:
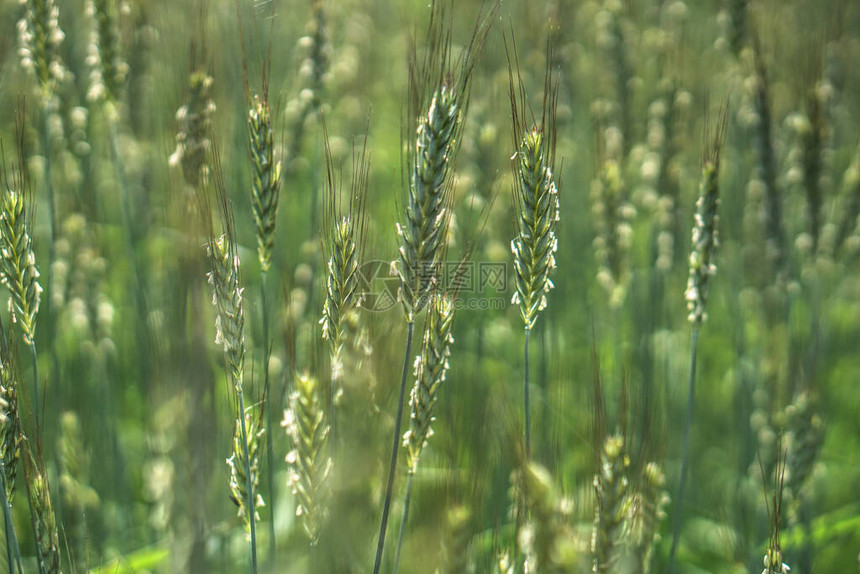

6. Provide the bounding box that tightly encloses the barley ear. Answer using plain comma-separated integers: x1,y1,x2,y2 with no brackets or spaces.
283,373,331,544
227,407,265,533
403,294,454,474
249,95,281,273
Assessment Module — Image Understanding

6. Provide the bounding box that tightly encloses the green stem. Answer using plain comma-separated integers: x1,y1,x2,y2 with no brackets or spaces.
524,326,531,459
30,343,40,442
392,472,415,574
0,458,23,574
667,326,700,573
106,109,151,391
260,271,275,562
372,320,415,574
236,389,258,574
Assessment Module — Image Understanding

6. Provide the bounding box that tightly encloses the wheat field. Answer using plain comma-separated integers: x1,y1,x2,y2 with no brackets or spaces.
0,0,858,572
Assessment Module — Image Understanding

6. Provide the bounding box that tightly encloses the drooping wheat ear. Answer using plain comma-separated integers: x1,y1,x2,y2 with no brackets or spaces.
283,373,331,544
591,159,633,308
249,96,281,273
23,446,61,574
0,360,21,502
518,462,579,574
625,462,669,574
227,406,265,533
403,294,454,474
784,391,824,504
170,71,215,189
0,189,42,346
320,122,369,380
592,434,629,573
508,53,560,330
207,234,245,390
17,0,67,102
685,112,727,325
86,0,128,104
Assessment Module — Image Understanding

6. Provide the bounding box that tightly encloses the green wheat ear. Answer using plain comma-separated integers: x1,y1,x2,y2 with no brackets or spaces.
283,373,331,544
227,407,265,533
18,0,68,101
24,446,61,574
206,234,245,390
403,293,455,474
0,358,21,502
249,95,282,273
171,71,215,189
592,434,629,573
0,189,42,346
510,115,560,329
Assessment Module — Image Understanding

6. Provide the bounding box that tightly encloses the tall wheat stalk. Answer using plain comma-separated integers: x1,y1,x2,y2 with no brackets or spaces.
667,107,727,573
203,160,260,574
373,4,495,572
507,36,560,460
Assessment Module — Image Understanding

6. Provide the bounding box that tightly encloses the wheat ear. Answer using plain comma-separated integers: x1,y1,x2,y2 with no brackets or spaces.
393,294,455,574
283,373,331,544
0,329,24,573
626,462,669,573
0,185,43,437
668,106,728,574
592,434,629,573
227,406,265,533
86,0,127,105
23,445,61,574
170,70,215,189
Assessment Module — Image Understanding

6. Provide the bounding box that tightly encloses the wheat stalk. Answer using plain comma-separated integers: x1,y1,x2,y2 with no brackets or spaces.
668,107,727,574
283,373,331,545
373,4,496,572
507,33,560,460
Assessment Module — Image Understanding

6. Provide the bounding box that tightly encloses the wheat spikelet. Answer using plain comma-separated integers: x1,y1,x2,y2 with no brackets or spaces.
0,189,42,346
784,391,824,503
685,110,727,324
625,462,669,574
227,407,265,533
86,0,128,104
170,71,215,189
592,434,629,573
249,95,281,272
0,359,20,502
207,234,245,390
283,373,331,544
24,447,61,574
403,294,454,473
17,0,67,102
